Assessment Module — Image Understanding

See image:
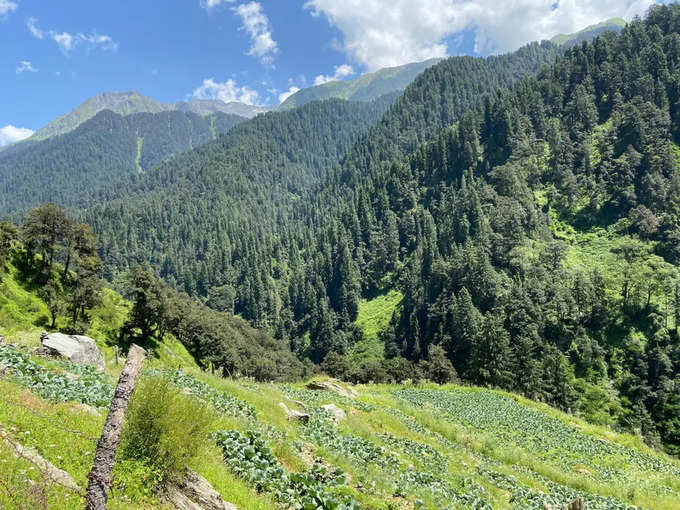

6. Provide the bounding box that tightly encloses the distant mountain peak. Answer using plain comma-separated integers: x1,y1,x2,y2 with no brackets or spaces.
31,91,167,141
278,58,443,110
28,91,269,142
174,99,272,118
551,17,626,47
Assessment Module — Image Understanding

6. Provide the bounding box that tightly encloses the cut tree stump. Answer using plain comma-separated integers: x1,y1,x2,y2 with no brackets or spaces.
85,344,146,510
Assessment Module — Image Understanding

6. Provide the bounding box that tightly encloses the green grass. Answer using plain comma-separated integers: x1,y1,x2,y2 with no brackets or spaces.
0,262,50,336
350,289,402,361
135,137,143,173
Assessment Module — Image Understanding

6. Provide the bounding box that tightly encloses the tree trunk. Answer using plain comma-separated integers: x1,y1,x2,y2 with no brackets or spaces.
85,344,146,510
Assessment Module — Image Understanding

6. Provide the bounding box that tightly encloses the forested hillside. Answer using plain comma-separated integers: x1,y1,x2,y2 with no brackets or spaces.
75,5,680,455
0,109,244,214
86,94,398,283
320,4,680,453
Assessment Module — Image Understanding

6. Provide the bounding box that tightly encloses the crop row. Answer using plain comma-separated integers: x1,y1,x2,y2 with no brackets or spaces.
215,429,359,509
156,369,256,419
296,405,495,509
394,389,680,480
0,344,113,406
279,386,375,412
478,466,638,510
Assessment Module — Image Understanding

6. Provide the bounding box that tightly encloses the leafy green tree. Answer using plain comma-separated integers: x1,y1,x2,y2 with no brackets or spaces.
425,344,457,384
21,203,70,278
0,221,17,275
122,266,169,342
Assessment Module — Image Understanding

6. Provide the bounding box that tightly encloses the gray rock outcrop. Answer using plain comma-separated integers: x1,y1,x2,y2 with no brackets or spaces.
279,402,311,423
40,332,105,370
321,403,346,421
306,379,359,399
164,469,237,510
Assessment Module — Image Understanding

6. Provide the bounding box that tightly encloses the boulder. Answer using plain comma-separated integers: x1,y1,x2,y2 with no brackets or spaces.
40,332,105,370
163,470,237,510
306,379,359,399
321,403,346,421
279,402,311,423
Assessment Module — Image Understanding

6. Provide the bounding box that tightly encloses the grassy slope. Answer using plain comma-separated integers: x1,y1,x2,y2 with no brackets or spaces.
1,347,679,509
351,290,403,361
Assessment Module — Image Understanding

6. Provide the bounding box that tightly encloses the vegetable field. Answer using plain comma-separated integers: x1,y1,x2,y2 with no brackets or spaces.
1,342,679,509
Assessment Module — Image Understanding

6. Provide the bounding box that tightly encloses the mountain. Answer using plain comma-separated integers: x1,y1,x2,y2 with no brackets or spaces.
175,99,272,118
551,17,626,47
25,91,262,143
0,108,245,214
279,58,442,110
31,91,168,141
23,58,433,147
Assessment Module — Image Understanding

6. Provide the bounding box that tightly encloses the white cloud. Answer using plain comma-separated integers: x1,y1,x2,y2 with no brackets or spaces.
200,0,235,9
304,0,658,70
16,60,37,73
278,86,300,103
233,2,278,65
192,78,260,105
26,16,42,38
52,32,75,52
0,0,17,18
26,18,118,53
0,125,34,147
313,64,354,86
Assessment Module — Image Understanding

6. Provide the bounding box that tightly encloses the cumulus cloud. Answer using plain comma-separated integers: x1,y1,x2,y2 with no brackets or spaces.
16,60,37,73
313,64,355,86
192,78,260,105
27,18,118,53
278,86,300,103
233,2,278,65
0,0,17,18
0,125,34,147
304,0,659,70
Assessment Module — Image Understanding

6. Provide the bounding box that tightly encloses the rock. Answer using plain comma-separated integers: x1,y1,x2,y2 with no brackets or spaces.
306,379,359,399
164,485,203,510
279,402,311,423
72,403,101,417
180,470,237,510
164,470,237,510
41,332,105,370
0,424,80,492
293,400,306,409
321,403,346,421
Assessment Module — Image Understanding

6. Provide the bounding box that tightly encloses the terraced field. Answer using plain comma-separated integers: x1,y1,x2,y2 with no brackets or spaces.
0,342,679,509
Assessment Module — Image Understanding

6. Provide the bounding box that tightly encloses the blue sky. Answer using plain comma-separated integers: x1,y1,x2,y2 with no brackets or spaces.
0,0,666,144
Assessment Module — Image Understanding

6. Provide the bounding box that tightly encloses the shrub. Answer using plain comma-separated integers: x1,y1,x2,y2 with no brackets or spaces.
119,375,215,484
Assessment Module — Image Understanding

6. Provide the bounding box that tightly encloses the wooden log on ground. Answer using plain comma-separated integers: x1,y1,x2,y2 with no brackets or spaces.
85,344,146,510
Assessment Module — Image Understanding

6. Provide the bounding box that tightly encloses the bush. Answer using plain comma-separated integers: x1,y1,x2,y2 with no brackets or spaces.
119,375,215,484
